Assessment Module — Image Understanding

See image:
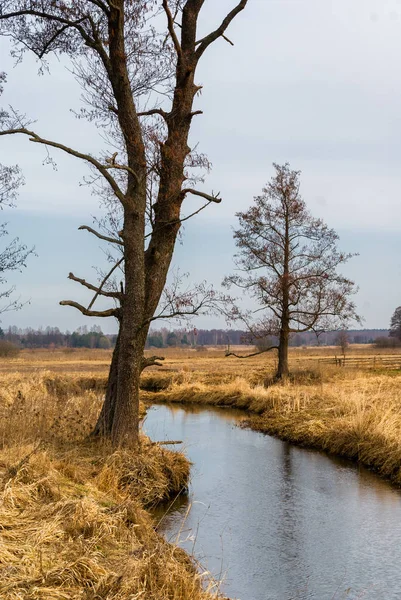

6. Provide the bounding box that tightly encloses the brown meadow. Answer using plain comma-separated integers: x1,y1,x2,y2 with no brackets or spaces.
0,345,401,598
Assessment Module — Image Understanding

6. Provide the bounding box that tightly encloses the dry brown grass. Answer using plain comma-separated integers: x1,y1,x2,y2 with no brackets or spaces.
246,372,401,482
2,345,401,598
0,370,223,600
0,348,112,374
6,343,401,376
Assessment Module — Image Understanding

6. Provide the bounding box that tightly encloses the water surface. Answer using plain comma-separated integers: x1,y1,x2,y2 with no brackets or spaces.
144,404,401,600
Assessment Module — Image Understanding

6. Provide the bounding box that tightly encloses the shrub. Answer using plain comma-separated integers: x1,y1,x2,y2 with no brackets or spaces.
374,336,401,349
254,335,275,352
0,340,20,357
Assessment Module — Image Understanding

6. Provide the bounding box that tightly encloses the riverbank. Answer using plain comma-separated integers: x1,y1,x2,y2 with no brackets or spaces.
141,365,401,487
0,372,220,600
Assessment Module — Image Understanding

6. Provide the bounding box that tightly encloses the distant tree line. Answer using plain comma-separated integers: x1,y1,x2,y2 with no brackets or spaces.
145,327,388,349
1,325,116,349
145,328,248,349
0,325,390,351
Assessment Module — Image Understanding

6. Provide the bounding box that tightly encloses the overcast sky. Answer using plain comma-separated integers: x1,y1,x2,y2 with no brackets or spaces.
1,0,401,333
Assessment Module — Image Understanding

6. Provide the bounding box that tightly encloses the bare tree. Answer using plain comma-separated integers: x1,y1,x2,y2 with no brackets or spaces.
0,1,248,446
224,163,360,380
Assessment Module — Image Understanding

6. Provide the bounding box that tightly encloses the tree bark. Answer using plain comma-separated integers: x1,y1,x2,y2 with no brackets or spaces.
111,342,142,446
277,323,289,380
92,330,120,437
98,320,147,447
276,199,290,380
109,194,148,447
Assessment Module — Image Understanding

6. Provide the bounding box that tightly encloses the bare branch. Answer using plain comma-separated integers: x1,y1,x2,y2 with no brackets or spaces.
179,201,212,225
37,24,70,58
78,225,123,246
67,272,121,299
0,128,127,204
222,34,234,46
151,440,183,445
88,257,124,310
146,306,204,323
59,300,120,318
143,271,229,326
226,346,279,359
104,154,140,182
141,355,165,370
137,108,168,120
0,9,93,46
182,188,222,204
162,0,182,57
195,0,248,59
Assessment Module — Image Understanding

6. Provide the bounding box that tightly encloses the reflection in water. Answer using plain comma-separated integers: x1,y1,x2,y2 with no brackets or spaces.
144,404,401,600
152,493,190,535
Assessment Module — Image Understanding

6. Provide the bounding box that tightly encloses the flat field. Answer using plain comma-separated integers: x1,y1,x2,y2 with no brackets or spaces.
5,343,401,376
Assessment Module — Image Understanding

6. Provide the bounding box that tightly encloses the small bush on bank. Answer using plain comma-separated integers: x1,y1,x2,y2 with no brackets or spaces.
0,340,20,358
62,347,76,354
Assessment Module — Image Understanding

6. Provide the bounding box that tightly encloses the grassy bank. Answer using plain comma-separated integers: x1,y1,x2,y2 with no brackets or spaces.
0,372,221,600
140,362,401,487
4,347,401,490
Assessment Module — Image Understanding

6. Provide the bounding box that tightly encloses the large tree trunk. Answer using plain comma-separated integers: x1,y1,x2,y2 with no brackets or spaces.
109,198,148,447
92,330,120,437
0,0,249,449
111,336,143,447
277,205,290,381
277,324,289,380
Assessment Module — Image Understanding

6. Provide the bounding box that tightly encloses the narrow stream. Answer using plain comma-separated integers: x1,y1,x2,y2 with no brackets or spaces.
144,404,401,600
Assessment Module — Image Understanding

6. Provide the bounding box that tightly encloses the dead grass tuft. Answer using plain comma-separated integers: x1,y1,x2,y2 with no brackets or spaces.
95,440,190,508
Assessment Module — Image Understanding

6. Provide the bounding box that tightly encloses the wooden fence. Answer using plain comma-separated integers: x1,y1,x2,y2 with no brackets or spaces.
294,355,401,370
